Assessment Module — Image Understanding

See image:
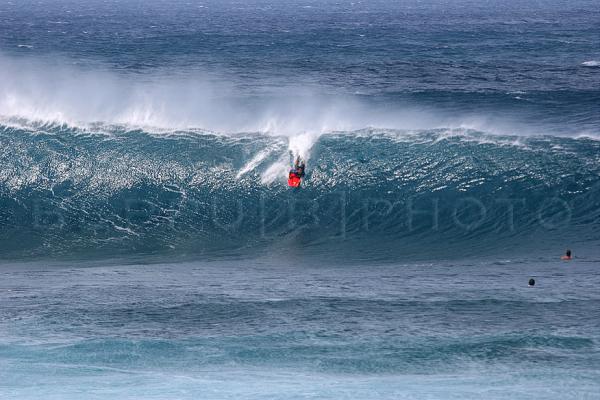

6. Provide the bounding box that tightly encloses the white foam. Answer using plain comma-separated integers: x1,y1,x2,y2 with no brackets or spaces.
288,131,319,162
581,60,600,67
257,132,321,185
237,148,272,178
260,153,288,185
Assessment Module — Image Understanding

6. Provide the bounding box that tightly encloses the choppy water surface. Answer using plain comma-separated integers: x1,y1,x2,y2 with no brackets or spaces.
1,260,600,399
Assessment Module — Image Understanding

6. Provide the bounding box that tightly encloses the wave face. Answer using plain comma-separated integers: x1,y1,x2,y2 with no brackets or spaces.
1,0,600,260
1,123,599,260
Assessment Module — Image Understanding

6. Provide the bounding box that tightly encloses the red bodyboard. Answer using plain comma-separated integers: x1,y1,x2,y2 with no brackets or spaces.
288,173,301,187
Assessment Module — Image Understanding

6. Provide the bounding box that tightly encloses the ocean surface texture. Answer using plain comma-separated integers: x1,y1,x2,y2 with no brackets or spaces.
0,0,599,399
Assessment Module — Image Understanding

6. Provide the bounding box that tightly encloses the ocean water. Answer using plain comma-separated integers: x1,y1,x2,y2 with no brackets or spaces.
1,260,599,399
1,0,600,398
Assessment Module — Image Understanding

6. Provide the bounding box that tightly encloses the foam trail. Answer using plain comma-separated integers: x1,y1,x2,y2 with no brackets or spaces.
237,148,273,178
261,153,289,185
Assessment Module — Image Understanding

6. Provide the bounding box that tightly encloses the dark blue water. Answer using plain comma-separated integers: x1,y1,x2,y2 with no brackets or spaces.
1,0,599,398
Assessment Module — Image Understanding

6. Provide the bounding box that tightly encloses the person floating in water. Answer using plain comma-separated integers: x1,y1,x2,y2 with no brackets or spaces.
561,249,572,260
288,156,305,188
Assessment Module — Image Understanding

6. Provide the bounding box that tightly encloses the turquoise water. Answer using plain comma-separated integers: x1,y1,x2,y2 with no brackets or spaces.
1,127,599,260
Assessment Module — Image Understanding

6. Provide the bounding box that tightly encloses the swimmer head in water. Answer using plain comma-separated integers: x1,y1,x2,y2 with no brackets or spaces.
561,249,572,260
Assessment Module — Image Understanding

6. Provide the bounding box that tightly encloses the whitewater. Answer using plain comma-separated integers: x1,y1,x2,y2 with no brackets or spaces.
1,0,600,399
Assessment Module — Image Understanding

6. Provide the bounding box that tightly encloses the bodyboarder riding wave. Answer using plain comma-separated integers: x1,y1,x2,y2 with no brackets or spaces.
288,156,305,187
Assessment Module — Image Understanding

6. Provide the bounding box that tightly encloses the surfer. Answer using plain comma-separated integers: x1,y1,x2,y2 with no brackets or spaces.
288,156,305,188
561,249,572,260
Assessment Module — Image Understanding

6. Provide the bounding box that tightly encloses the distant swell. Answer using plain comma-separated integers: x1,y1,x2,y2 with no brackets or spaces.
1,122,599,261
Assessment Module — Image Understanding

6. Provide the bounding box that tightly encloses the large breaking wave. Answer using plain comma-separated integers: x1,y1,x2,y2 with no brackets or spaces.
1,54,599,260
1,120,599,261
